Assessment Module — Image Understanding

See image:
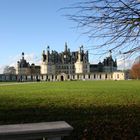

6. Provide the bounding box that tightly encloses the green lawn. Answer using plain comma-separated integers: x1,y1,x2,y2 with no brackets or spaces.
0,80,140,139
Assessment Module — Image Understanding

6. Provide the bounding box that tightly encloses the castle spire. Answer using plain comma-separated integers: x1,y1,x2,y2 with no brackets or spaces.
47,46,50,52
109,50,112,57
65,42,68,52
22,52,24,60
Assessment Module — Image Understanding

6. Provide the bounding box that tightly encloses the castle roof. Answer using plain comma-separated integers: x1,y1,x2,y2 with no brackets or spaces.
17,52,30,68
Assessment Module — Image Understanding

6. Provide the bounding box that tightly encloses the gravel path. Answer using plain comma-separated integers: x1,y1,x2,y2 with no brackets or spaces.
0,82,38,86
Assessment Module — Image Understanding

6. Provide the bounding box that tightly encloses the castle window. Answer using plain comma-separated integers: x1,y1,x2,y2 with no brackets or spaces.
77,74,79,79
83,75,85,79
88,75,90,79
105,74,107,79
100,74,102,79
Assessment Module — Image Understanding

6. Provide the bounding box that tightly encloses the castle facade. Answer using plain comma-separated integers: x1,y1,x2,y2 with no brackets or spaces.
0,43,126,81
41,43,90,75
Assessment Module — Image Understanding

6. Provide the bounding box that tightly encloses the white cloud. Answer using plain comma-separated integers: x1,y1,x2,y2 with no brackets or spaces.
0,65,5,74
24,53,35,64
26,53,41,65
117,58,134,70
9,53,41,66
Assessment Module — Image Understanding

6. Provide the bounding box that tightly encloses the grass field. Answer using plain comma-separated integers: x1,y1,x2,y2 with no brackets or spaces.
0,80,140,139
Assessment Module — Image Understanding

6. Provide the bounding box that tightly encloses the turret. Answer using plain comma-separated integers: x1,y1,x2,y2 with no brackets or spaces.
109,50,112,57
42,50,46,62
86,51,89,62
46,46,50,63
75,46,90,74
47,46,50,54
22,52,24,60
77,46,84,62
41,46,55,75
114,59,117,67
65,42,68,52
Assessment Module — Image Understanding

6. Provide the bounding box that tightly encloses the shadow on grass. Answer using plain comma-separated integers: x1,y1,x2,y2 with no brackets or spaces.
0,105,140,140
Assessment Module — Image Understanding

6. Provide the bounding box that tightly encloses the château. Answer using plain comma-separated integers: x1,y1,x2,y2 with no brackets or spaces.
0,43,125,81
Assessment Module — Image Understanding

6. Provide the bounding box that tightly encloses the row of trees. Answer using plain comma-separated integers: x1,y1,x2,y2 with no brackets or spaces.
3,65,40,75
3,66,16,74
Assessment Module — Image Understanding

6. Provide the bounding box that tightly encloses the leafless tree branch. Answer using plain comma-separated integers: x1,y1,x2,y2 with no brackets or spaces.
66,0,140,56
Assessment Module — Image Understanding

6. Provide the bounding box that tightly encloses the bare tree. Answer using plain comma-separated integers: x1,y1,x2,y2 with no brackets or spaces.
3,66,16,74
66,0,140,56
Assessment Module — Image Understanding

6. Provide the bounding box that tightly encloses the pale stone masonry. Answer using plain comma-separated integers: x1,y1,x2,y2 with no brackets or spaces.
40,43,117,75
41,43,89,75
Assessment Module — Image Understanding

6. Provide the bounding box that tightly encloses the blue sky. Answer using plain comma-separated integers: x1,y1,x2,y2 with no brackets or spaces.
0,0,133,73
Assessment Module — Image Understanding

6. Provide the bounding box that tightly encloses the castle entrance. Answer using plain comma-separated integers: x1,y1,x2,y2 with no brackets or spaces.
61,75,64,81
58,73,67,81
